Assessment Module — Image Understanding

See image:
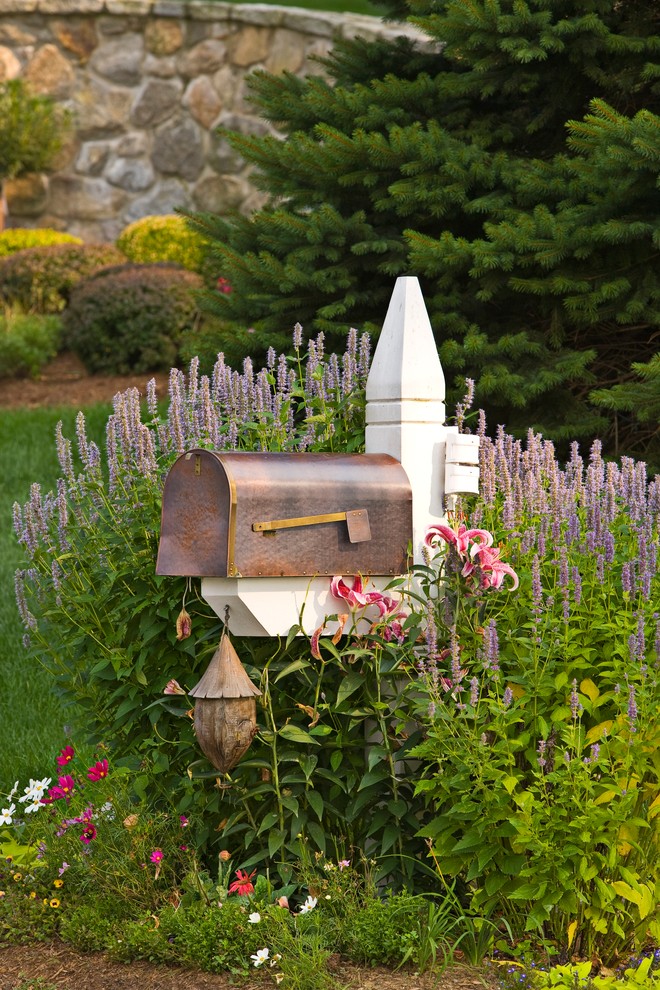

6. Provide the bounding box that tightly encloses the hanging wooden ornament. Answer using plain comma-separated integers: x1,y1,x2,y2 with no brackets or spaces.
189,630,261,773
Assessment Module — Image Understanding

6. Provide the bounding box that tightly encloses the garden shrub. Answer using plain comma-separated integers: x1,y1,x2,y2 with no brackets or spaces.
0,228,81,259
10,333,432,892
14,320,660,968
116,214,213,281
407,426,660,964
339,892,423,966
0,243,126,313
62,262,203,374
0,308,61,378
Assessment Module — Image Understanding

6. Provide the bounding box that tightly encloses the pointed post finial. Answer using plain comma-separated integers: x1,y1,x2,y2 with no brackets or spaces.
365,276,447,561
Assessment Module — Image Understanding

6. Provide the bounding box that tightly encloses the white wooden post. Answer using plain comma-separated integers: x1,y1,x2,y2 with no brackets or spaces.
201,276,476,635
365,276,447,564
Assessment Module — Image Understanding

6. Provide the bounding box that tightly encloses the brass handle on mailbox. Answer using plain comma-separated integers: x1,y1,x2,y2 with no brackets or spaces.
252,509,371,544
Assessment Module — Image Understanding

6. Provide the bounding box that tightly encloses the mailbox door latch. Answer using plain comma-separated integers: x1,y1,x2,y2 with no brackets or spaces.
252,509,371,543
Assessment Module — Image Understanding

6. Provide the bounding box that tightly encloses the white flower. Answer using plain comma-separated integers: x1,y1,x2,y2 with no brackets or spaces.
298,895,317,914
251,948,270,967
24,800,43,814
18,777,51,803
248,912,261,924
8,781,18,800
0,803,16,826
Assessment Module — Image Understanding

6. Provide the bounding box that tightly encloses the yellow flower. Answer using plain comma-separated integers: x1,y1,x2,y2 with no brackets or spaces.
49,898,60,909
29,891,36,899
0,891,5,898
53,879,64,888
12,872,22,882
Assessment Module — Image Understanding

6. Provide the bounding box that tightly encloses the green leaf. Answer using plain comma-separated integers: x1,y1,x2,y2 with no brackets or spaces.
306,789,324,820
268,829,286,858
306,821,326,852
274,657,310,682
278,724,319,745
336,672,364,707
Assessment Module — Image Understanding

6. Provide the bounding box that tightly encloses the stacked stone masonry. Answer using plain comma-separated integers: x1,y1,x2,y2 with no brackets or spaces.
0,0,423,241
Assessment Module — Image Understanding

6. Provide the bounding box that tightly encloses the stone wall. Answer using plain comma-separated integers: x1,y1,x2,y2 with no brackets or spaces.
0,0,422,241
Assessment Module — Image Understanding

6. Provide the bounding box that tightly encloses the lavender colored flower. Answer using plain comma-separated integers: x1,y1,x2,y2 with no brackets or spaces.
537,739,546,768
502,686,513,708
484,619,500,675
621,561,635,596
571,565,582,605
627,683,638,731
570,679,582,719
469,677,479,706
455,378,475,433
357,332,371,378
292,323,303,350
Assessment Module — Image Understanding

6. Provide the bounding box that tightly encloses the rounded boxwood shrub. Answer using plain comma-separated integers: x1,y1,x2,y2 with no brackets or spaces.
62,262,203,374
0,242,126,313
117,214,211,277
0,228,82,259
0,308,62,378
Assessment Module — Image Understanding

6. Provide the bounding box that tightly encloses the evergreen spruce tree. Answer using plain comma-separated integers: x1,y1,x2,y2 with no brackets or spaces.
193,1,660,463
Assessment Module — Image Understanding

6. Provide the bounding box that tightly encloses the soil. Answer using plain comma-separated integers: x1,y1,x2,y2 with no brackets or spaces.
0,356,500,990
0,941,498,990
0,353,173,411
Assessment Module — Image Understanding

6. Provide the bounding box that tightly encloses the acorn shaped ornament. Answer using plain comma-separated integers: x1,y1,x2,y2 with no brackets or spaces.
189,630,261,773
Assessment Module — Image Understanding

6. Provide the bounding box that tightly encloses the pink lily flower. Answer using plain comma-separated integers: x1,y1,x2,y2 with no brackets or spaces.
424,522,493,555
473,545,519,590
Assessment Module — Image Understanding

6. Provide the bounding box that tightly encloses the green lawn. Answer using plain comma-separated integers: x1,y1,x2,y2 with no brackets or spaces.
0,405,111,790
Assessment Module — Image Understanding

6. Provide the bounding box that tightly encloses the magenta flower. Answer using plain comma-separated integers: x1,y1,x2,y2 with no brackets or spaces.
42,774,76,804
179,815,188,827
87,759,109,781
150,849,164,864
56,745,75,767
80,823,97,844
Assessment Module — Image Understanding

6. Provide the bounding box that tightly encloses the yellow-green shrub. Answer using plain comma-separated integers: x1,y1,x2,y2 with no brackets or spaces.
0,228,82,259
116,215,211,276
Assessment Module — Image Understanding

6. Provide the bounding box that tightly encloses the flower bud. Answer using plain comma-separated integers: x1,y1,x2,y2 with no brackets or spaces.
176,607,192,641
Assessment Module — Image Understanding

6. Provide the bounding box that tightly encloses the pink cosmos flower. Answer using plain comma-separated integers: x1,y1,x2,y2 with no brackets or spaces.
80,823,97,844
42,775,76,804
56,745,75,767
150,849,164,864
87,759,108,782
179,815,188,827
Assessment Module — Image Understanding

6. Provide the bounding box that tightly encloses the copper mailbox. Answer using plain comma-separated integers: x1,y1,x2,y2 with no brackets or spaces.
156,450,412,578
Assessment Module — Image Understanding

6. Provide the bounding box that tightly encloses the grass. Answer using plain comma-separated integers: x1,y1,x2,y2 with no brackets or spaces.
208,0,382,13
0,405,111,790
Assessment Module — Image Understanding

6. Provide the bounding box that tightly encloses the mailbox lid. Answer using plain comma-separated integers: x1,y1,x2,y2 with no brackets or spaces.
157,450,412,578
